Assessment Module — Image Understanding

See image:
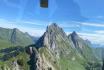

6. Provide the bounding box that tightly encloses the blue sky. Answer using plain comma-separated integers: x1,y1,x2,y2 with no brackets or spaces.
0,0,104,46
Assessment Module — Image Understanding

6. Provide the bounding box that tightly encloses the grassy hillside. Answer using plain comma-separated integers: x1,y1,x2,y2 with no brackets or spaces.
0,27,33,49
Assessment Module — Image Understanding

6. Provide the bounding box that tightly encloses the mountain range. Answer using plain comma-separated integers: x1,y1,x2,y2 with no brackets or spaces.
0,27,34,49
0,23,103,70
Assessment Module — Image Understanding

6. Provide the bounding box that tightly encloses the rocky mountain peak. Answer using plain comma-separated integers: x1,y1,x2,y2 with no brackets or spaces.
46,23,63,33
69,31,81,43
46,23,67,39
68,31,80,48
71,31,78,37
72,31,77,35
49,23,57,27
13,28,19,32
36,23,67,49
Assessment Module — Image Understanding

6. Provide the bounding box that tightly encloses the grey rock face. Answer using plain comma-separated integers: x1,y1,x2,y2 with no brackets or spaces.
36,23,73,60
26,46,44,70
68,31,84,51
36,23,67,49
11,28,17,44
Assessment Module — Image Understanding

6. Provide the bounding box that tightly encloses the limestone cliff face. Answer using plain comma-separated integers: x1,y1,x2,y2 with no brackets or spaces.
26,46,55,70
26,47,39,70
35,23,86,70
36,23,74,57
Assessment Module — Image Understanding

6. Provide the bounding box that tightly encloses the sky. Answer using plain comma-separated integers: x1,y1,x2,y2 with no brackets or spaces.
0,0,104,46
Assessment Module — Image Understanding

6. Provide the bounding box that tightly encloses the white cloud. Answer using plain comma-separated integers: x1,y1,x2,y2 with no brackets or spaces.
66,32,72,35
78,32,104,45
59,24,80,28
18,27,45,36
63,31,104,45
57,21,81,28
81,22,104,27
0,19,45,36
19,21,47,26
79,22,104,45
95,30,104,34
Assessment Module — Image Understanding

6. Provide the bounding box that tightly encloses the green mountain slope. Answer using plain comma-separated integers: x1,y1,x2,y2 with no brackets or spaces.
0,27,33,49
93,47,104,61
68,31,97,62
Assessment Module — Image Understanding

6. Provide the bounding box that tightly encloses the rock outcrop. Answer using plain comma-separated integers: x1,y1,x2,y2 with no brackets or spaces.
26,46,54,70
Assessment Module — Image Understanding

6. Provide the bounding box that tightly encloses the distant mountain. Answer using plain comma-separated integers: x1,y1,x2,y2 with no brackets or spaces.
93,47,104,61
92,44,104,48
0,27,34,48
24,32,39,43
68,31,97,62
